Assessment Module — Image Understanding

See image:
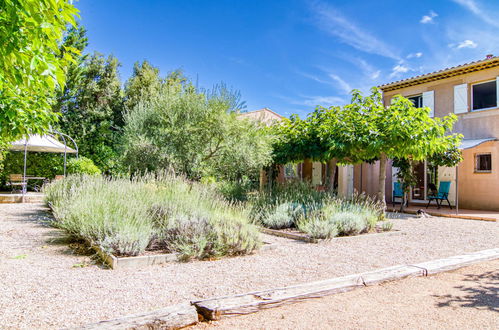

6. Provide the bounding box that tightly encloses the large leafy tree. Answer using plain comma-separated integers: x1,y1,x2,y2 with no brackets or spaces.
335,88,462,207
57,53,124,174
0,0,78,143
123,74,272,180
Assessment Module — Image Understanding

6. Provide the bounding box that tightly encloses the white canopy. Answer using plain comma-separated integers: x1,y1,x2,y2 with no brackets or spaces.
9,135,77,154
458,138,497,150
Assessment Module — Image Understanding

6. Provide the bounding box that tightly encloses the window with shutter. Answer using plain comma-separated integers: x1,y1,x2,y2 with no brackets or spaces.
422,91,435,117
454,84,468,114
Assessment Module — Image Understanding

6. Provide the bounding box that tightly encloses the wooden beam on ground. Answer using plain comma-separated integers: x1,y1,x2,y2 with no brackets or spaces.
79,303,198,330
193,274,364,320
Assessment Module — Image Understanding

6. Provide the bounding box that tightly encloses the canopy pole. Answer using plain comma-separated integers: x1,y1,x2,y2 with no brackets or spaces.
59,134,67,177
455,165,459,215
23,138,28,198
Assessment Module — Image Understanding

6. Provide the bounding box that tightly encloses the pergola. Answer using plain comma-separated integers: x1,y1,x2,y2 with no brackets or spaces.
8,131,78,195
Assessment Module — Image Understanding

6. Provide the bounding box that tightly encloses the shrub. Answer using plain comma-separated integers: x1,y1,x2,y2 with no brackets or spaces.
66,157,101,175
381,221,394,231
43,173,261,259
329,211,367,235
297,218,338,239
261,203,295,229
215,177,256,202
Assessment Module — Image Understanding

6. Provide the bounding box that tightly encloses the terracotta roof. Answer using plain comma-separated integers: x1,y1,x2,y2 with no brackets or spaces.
379,56,499,92
237,108,283,124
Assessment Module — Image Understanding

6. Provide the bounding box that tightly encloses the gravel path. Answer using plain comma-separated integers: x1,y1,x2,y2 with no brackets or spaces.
0,203,498,328
193,259,499,329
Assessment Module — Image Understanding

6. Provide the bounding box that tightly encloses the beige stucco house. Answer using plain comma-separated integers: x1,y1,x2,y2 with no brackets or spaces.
353,55,499,210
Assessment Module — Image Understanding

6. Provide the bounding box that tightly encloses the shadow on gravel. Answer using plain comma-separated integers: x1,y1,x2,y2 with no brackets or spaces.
433,270,499,312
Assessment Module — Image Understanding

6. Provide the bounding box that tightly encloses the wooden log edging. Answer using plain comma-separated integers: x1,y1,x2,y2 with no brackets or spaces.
78,248,499,328
78,303,198,330
260,227,318,243
387,207,497,222
192,248,499,320
260,227,404,243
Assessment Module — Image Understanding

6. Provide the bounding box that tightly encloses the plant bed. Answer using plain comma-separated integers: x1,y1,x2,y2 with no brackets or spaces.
43,174,263,263
250,184,389,241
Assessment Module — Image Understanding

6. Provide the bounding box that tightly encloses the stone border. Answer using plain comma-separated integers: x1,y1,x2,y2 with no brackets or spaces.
81,248,499,328
261,227,403,243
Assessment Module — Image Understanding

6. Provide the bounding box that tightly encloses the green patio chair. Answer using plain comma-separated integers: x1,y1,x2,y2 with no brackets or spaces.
426,181,452,209
392,182,404,207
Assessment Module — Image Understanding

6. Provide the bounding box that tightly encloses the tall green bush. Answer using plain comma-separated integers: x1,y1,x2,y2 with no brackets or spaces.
67,157,101,175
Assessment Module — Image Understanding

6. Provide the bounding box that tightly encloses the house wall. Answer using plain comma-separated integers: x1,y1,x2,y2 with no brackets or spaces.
382,66,499,138
379,66,499,210
458,141,499,210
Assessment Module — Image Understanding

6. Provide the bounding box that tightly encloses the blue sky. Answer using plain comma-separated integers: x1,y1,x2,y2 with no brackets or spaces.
76,0,499,117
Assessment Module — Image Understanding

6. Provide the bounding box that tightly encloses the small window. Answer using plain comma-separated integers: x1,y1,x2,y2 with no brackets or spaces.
472,80,497,110
284,164,297,178
475,153,492,173
408,95,423,108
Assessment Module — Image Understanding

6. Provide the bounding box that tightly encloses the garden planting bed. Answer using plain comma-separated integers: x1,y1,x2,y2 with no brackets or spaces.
2,204,498,329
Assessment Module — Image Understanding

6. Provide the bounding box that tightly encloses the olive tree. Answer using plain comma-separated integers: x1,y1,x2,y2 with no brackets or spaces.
122,77,272,181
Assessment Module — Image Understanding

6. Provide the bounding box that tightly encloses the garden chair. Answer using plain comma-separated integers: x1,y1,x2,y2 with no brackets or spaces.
392,182,405,207
7,174,27,194
426,181,452,209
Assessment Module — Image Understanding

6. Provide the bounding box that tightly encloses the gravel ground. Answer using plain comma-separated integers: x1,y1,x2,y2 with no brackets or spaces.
193,259,499,329
0,203,498,328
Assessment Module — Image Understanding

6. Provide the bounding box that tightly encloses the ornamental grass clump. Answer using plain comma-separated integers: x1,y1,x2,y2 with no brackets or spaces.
43,173,261,259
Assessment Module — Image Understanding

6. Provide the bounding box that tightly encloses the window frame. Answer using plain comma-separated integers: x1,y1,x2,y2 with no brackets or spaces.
474,153,492,173
407,94,423,108
471,79,497,112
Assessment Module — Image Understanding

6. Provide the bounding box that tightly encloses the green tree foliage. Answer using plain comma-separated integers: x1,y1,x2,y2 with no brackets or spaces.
56,52,124,174
0,0,78,143
124,61,164,111
122,74,272,181
320,88,462,206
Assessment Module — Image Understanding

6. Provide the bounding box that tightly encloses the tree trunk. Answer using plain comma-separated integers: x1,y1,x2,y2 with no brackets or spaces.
377,153,388,209
327,158,337,193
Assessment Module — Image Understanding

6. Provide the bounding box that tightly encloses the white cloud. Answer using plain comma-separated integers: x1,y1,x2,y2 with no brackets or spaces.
454,39,478,49
356,58,381,80
453,0,499,28
309,2,399,60
407,52,423,59
420,10,438,24
389,64,410,78
328,74,352,94
370,70,381,80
